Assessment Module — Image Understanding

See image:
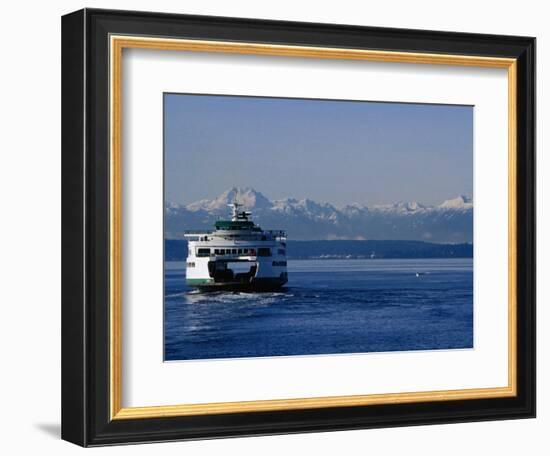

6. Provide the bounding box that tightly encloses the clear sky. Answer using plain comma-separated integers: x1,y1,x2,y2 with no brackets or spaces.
164,93,472,207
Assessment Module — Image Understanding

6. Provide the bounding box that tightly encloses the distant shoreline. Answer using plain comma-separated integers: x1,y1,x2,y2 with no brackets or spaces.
165,239,473,261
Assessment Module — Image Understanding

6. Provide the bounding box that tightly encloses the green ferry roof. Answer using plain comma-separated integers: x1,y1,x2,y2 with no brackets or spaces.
214,220,261,230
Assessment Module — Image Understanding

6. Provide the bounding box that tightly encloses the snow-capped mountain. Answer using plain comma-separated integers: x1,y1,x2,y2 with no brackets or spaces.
186,187,273,212
165,187,473,243
438,195,473,210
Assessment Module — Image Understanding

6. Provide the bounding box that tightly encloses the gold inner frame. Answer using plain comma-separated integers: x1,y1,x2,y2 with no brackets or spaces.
109,35,518,420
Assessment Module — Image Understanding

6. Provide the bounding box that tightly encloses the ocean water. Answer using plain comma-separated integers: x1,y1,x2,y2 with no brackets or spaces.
164,258,473,361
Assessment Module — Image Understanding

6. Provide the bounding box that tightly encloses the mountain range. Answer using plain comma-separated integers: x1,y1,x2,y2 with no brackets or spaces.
165,187,473,243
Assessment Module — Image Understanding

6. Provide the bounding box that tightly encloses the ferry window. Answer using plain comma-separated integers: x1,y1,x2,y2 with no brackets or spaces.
214,249,219,254
250,249,256,255
197,248,210,257
219,249,225,255
243,249,248,254
186,262,195,268
238,249,243,254
232,249,237,254
258,248,271,257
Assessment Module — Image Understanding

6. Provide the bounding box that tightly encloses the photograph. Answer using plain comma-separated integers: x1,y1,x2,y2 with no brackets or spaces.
163,93,474,361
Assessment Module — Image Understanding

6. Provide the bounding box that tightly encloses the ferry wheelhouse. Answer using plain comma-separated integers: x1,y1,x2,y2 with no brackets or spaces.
184,202,288,291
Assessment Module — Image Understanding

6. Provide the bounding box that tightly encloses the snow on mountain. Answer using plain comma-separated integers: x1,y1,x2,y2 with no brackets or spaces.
438,195,473,210
271,197,339,221
186,187,272,212
372,200,429,214
165,188,473,242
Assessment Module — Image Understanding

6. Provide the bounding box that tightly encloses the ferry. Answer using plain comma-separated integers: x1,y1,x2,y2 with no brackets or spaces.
184,202,288,291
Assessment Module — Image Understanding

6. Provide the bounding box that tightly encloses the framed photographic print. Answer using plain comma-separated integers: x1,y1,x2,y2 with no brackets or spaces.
61,8,535,446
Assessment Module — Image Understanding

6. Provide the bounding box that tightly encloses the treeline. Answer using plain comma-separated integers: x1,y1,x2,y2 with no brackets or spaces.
165,239,473,261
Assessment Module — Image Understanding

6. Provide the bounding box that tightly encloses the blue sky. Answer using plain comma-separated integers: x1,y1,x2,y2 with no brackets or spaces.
164,93,472,207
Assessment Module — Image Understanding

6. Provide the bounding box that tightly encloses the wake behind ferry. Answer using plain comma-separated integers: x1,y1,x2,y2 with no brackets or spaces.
184,202,288,291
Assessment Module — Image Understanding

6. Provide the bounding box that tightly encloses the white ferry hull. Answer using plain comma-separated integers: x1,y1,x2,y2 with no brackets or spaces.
186,256,288,291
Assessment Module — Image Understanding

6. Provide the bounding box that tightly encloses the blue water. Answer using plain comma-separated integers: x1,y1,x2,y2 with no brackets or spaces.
164,258,473,361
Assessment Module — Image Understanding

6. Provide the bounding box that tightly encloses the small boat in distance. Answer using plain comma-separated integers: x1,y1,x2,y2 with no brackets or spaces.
184,201,288,291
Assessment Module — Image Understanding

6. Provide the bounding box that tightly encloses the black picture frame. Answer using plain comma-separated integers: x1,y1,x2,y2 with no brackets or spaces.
62,8,535,447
